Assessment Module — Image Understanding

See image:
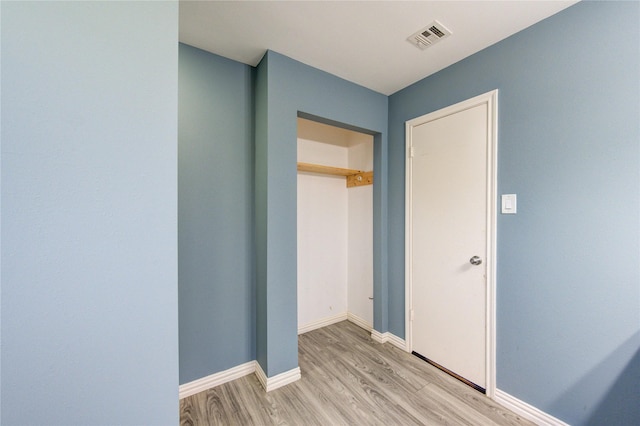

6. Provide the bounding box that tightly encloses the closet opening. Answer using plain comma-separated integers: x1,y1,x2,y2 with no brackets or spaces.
296,117,374,335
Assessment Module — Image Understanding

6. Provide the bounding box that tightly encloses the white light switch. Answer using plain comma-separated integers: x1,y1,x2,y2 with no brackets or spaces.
501,194,517,214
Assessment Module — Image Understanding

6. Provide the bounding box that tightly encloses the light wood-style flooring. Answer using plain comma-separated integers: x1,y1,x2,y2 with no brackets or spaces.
180,321,533,425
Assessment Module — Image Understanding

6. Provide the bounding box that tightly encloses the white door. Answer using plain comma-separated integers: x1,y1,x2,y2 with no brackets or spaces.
407,92,497,392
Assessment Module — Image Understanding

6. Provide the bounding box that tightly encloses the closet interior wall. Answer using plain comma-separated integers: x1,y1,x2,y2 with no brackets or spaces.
297,118,373,333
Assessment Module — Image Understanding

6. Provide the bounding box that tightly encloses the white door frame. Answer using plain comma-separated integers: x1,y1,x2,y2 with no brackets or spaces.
405,90,498,398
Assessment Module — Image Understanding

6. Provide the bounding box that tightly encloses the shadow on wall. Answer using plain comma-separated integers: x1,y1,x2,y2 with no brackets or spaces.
550,332,640,425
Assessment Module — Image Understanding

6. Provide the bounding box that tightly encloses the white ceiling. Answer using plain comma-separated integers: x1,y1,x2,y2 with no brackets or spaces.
179,1,578,95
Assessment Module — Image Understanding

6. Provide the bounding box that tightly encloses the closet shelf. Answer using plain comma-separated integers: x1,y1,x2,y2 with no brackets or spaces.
297,162,361,176
297,162,373,188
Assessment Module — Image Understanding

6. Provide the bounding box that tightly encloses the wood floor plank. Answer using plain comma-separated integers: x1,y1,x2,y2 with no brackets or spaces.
180,321,535,425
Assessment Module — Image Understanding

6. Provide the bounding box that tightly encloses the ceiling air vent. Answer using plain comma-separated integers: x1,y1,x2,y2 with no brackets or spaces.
407,20,452,50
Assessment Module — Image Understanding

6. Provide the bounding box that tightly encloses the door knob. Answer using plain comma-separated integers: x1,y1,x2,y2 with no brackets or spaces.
469,256,482,265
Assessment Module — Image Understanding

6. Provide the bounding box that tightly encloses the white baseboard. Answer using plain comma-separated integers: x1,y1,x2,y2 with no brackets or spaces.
370,329,408,351
387,333,408,351
180,361,301,397
255,362,301,392
370,328,386,344
179,361,256,399
494,388,569,426
347,312,372,332
298,312,348,334
181,316,381,399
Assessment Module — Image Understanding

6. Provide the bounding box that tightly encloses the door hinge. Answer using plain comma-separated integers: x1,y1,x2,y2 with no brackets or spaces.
410,309,414,321
410,147,415,158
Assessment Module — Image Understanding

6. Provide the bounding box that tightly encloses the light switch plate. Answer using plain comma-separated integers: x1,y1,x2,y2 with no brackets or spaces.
501,194,517,214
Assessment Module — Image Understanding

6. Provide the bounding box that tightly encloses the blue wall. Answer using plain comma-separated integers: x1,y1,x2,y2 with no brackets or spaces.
178,44,255,384
388,2,639,424
255,51,388,376
5,1,633,424
1,1,179,424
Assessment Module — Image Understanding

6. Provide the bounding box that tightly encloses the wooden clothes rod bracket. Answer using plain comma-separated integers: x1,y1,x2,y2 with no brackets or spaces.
297,162,373,188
